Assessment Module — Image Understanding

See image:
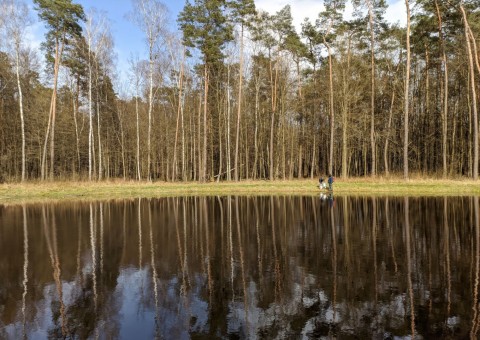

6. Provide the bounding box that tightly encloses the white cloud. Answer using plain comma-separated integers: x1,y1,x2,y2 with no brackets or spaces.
254,0,408,33
254,0,325,31
385,0,407,27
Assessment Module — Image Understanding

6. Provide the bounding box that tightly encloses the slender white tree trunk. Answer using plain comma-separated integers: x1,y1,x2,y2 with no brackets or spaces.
234,24,244,181
96,74,102,180
226,64,231,181
172,50,185,181
15,46,25,181
72,81,80,175
88,47,93,181
135,89,141,180
147,54,153,181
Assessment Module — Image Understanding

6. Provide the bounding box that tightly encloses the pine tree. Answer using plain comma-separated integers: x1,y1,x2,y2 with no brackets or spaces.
178,0,233,181
33,0,85,180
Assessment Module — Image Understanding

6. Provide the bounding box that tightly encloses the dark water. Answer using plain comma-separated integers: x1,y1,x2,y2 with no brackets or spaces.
0,195,479,339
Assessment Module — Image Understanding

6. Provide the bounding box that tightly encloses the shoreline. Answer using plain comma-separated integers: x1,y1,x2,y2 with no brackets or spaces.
1,178,479,204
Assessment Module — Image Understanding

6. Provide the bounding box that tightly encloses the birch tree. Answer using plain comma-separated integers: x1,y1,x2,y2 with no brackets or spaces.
129,55,144,180
130,0,169,181
2,0,32,181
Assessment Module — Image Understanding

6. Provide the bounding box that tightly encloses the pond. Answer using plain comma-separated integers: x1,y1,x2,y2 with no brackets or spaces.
0,195,478,339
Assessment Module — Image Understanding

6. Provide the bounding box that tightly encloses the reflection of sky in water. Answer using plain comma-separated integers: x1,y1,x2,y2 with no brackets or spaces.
117,267,209,340
117,267,152,339
5,284,56,339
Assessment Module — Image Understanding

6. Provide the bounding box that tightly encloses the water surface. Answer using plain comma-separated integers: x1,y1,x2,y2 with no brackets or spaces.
0,196,478,338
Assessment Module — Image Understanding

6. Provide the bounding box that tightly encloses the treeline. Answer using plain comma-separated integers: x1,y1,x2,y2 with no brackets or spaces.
0,0,479,182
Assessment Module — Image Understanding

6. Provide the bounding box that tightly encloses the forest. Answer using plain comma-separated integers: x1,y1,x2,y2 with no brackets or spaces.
0,0,479,182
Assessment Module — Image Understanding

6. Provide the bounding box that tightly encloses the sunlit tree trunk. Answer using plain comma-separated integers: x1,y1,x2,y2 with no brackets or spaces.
96,70,102,180
269,56,278,180
404,0,411,180
435,0,449,178
72,77,81,175
172,49,185,181
88,43,93,181
341,34,352,178
234,24,244,182
203,65,209,182
14,45,25,181
460,3,478,180
41,39,62,180
366,0,376,176
323,35,335,176
135,86,141,180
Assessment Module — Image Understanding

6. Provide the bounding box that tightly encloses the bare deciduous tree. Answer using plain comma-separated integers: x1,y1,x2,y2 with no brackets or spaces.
2,0,31,181
130,0,169,181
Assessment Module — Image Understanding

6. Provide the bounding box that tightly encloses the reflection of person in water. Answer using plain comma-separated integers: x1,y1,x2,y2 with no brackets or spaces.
328,193,334,208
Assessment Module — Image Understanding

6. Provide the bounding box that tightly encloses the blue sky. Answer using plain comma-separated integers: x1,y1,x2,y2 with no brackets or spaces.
25,0,406,92
26,0,186,90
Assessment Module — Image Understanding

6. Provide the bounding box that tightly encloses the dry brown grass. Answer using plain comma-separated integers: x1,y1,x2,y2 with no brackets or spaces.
0,177,478,204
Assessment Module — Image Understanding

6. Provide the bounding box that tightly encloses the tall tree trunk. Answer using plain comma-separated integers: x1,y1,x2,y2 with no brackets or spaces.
460,3,478,180
88,47,93,181
118,107,126,180
310,63,317,179
15,45,25,181
326,41,335,176
135,91,141,180
96,72,102,180
72,78,81,175
269,57,277,181
49,39,63,180
234,24,244,182
435,0,449,178
203,65,209,182
197,94,202,181
404,0,411,180
226,64,231,180
296,59,303,179
147,51,154,181
384,87,395,176
341,35,352,179
367,0,376,177
253,79,259,179
42,40,62,180
172,50,185,181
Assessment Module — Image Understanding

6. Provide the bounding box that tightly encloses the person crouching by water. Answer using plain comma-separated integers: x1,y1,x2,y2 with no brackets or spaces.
328,174,334,191
319,177,327,189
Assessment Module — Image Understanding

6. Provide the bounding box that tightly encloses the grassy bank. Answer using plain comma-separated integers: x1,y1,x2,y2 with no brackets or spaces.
0,178,479,204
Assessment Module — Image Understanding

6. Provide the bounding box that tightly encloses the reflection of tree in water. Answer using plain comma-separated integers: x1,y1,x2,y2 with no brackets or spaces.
1,196,480,338
46,202,122,339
